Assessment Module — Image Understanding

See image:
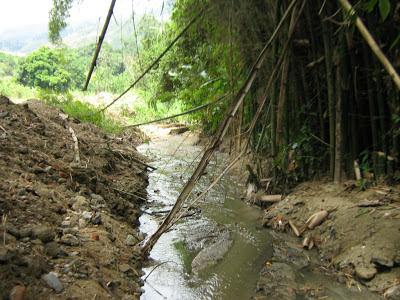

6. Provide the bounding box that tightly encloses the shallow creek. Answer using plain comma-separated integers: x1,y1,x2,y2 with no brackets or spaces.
138,126,381,300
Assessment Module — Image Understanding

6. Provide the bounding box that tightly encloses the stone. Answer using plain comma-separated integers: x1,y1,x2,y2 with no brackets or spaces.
355,265,377,280
9,285,26,300
91,213,102,225
61,221,71,228
19,227,33,238
42,272,63,293
78,218,86,229
91,193,104,205
60,234,79,246
0,248,13,263
32,226,55,243
44,242,61,258
6,226,20,238
72,195,89,211
371,255,394,268
125,234,137,246
384,285,400,299
119,263,131,273
81,211,92,221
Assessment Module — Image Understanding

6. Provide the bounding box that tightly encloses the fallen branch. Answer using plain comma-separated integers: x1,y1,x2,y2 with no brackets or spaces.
83,0,117,91
338,0,400,90
141,0,300,256
99,7,207,112
0,124,7,134
124,94,227,128
69,127,80,164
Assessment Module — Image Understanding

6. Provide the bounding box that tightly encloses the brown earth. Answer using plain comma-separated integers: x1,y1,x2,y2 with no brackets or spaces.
259,180,400,299
0,96,150,299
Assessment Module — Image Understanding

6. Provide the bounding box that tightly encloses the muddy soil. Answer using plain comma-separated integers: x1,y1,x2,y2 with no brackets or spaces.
0,96,149,299
259,181,400,299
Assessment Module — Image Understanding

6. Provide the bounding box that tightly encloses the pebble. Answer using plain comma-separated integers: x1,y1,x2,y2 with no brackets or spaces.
44,242,61,258
371,256,394,268
91,213,102,225
119,263,131,273
125,234,137,246
42,272,63,293
19,227,32,239
78,219,86,228
81,211,92,221
355,265,377,280
60,234,79,246
32,226,55,243
384,285,400,299
9,285,26,300
61,221,71,228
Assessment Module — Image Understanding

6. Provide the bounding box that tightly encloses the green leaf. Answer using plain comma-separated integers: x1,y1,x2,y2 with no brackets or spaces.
365,0,378,13
379,0,391,21
389,32,400,50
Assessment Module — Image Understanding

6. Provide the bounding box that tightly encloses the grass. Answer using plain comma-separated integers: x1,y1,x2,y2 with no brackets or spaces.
0,77,36,100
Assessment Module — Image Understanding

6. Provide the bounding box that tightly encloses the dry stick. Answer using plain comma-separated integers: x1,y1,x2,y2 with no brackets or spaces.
141,0,299,256
124,94,228,128
69,127,80,164
99,8,207,113
337,0,400,90
83,0,117,91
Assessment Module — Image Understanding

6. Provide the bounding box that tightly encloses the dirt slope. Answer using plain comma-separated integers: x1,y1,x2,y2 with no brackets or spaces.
260,181,400,299
0,96,149,299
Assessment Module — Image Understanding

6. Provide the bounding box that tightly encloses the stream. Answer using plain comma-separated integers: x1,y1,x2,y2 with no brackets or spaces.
137,126,381,300
138,126,270,299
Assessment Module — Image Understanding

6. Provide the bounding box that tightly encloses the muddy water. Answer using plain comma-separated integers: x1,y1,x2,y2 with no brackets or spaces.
138,127,271,299
137,126,381,300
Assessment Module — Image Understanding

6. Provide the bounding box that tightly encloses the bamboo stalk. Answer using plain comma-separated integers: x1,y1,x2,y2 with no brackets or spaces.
337,0,400,90
99,7,206,113
141,0,300,256
83,0,117,91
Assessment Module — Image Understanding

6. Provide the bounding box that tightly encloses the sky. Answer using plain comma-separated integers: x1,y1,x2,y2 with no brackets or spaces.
0,0,169,34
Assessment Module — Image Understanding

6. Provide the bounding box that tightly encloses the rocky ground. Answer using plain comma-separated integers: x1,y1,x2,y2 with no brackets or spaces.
0,96,150,299
256,181,400,299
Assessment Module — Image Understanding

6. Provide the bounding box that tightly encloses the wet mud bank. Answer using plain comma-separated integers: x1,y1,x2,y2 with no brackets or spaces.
259,182,400,299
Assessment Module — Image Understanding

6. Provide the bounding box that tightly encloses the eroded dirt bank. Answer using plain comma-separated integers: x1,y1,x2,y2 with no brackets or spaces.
256,181,400,299
0,96,149,299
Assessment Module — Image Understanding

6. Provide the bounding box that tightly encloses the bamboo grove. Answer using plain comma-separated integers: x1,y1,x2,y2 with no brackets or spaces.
149,0,400,190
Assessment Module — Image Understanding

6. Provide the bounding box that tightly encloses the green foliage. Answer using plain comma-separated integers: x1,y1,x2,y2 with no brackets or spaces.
49,0,74,43
17,47,72,92
0,77,37,99
39,89,122,133
0,52,21,77
364,0,391,21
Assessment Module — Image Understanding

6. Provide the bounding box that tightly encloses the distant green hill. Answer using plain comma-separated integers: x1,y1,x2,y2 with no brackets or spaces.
0,19,135,55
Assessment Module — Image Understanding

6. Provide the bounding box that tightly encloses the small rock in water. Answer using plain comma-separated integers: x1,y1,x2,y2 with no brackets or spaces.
42,272,63,293
9,285,26,300
60,234,79,246
125,234,137,246
32,226,55,243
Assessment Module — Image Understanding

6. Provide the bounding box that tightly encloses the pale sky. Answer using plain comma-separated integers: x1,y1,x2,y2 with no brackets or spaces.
0,0,169,34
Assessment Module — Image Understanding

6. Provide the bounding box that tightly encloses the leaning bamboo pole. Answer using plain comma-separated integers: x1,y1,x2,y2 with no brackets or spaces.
141,0,299,256
99,7,206,113
337,0,400,90
83,0,117,91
